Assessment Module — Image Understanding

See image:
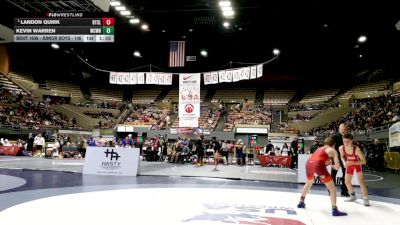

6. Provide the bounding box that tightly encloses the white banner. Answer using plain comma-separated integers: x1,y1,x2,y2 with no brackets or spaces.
165,73,173,85
257,64,263,78
137,72,145,84
232,69,240,82
204,72,212,85
117,72,124,84
109,72,117,84
179,117,199,128
123,73,130,84
239,68,246,80
244,67,250,79
226,70,233,82
152,73,160,84
211,71,219,84
297,154,359,185
179,73,200,127
157,73,172,85
83,147,140,176
389,121,400,147
218,70,226,83
158,73,166,85
129,72,137,84
146,72,153,84
250,66,257,79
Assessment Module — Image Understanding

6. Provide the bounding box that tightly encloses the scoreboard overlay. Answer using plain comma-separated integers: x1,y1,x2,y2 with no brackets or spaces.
14,17,114,43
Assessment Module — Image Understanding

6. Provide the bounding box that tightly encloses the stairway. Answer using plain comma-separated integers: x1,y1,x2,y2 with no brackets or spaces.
255,87,265,104
155,87,172,102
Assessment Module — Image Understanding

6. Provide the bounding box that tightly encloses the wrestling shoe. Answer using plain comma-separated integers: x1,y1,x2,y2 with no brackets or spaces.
344,195,357,202
363,199,370,206
332,208,348,216
297,201,305,208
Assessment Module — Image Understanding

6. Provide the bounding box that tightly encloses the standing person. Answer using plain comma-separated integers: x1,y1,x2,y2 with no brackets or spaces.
266,141,274,154
332,123,349,196
221,140,229,165
297,137,347,216
77,136,87,158
309,139,321,154
34,134,45,157
26,133,34,155
195,135,205,166
88,137,96,147
211,137,222,171
235,140,246,166
339,133,370,206
367,139,385,172
290,137,299,169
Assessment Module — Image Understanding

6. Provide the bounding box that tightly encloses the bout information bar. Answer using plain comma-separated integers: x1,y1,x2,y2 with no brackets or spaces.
14,17,114,43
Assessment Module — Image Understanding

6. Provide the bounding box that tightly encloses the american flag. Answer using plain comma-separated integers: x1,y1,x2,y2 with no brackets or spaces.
169,41,185,67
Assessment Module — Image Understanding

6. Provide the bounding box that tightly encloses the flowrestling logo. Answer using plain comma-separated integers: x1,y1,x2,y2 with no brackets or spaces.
100,149,121,170
183,203,305,225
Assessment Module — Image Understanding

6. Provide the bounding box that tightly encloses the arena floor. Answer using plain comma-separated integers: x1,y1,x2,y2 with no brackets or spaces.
1,156,399,225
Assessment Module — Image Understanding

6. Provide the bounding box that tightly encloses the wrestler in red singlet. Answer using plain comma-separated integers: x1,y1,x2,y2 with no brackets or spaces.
306,146,332,183
342,145,362,175
340,133,370,206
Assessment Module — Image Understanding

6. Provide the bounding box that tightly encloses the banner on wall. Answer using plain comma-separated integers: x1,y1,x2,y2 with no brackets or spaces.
257,64,263,78
250,66,257,79
179,73,200,127
389,121,400,147
109,63,264,85
137,73,145,84
109,72,171,85
211,71,219,84
204,72,211,85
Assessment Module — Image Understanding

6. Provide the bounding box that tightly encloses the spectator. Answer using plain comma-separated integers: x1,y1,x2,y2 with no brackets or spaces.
367,139,385,172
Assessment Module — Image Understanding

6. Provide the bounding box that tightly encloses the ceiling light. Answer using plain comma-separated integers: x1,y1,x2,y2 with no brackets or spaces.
51,43,59,49
115,6,126,11
141,24,149,30
219,1,231,7
133,51,141,57
129,18,140,24
359,54,363,58
223,22,230,28
110,1,121,6
200,50,208,57
273,48,280,56
358,35,367,43
221,6,233,11
120,10,131,15
162,29,166,33
189,28,193,32
222,10,234,17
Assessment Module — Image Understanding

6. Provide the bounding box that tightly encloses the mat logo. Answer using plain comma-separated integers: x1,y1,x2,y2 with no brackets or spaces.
100,149,121,170
183,203,305,225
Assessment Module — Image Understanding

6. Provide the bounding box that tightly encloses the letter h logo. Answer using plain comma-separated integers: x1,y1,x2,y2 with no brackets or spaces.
104,149,120,161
